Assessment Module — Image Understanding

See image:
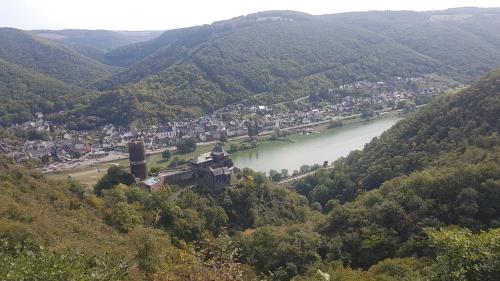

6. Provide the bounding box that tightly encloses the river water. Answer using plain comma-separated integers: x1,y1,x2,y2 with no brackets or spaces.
231,117,400,173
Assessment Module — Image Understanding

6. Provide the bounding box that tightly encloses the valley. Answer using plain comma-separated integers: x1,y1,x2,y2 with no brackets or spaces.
0,5,499,281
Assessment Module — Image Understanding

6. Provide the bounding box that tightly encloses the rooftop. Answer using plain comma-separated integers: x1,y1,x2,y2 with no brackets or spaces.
211,145,228,156
143,177,160,187
210,167,231,176
192,152,213,164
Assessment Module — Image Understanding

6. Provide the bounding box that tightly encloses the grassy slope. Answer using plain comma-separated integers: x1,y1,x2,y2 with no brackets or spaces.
0,158,128,255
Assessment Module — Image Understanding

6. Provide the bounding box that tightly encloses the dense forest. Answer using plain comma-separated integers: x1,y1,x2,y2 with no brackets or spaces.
0,58,102,126
0,28,119,87
1,8,500,126
1,69,499,280
87,8,500,125
33,29,163,53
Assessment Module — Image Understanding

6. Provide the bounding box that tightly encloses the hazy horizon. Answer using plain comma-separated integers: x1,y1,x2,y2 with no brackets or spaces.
1,0,499,31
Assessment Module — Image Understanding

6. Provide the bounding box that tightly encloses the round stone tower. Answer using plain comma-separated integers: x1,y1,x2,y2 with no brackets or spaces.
128,140,147,180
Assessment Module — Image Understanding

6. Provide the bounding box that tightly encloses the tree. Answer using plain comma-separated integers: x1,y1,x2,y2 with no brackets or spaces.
131,228,169,280
253,173,266,187
271,127,281,140
198,236,256,281
168,156,186,168
269,169,282,182
94,166,135,196
161,149,171,159
397,100,406,110
204,206,229,235
323,161,329,168
281,169,289,178
105,202,142,233
220,130,228,143
300,165,311,174
229,143,240,152
176,138,197,154
361,109,375,119
428,228,500,281
150,166,161,175
247,120,259,138
41,155,51,164
241,225,322,280
328,120,343,128
172,208,204,242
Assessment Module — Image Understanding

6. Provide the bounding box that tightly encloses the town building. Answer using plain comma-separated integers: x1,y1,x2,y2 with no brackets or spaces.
155,124,177,139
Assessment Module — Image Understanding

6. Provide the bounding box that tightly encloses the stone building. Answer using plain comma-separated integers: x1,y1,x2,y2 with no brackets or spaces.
161,145,233,189
190,145,233,187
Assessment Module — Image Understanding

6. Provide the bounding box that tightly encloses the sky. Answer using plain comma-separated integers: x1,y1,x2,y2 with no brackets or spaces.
1,0,500,31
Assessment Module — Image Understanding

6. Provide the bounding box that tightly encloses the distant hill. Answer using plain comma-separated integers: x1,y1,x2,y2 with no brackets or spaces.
33,29,163,52
0,28,120,87
2,8,500,126
102,11,313,67
327,8,500,81
88,9,500,125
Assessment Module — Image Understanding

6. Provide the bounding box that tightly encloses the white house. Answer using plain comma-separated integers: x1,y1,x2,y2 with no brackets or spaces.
155,124,177,139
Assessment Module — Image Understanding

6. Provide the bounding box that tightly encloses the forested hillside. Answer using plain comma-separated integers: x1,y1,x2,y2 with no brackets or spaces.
0,28,119,87
0,58,100,126
0,156,261,280
34,29,163,52
296,69,500,202
0,155,317,280
329,8,500,81
290,69,500,277
97,19,437,103
85,8,500,124
2,70,500,280
2,9,500,126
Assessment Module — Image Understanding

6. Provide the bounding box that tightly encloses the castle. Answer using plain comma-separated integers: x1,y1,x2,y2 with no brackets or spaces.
189,145,233,186
129,141,233,191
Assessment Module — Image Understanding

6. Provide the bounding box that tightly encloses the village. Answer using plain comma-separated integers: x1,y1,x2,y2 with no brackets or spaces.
0,75,459,171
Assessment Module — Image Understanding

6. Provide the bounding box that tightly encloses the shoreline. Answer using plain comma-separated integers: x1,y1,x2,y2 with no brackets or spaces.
45,111,404,186
45,110,402,173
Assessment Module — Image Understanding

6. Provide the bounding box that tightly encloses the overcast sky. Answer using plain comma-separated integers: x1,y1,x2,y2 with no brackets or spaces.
1,0,499,30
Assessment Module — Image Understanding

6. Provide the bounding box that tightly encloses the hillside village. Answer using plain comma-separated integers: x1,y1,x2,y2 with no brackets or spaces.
1,75,458,168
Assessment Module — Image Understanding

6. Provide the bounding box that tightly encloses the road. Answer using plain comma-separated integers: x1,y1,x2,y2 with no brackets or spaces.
278,165,335,185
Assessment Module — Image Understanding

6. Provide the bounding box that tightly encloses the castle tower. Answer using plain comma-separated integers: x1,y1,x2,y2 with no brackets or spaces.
128,140,147,180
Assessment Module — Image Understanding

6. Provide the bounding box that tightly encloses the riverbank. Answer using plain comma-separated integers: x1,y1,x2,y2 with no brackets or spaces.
46,111,403,186
231,116,401,173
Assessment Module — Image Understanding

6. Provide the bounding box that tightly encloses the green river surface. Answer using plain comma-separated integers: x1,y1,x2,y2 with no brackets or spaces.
231,117,401,173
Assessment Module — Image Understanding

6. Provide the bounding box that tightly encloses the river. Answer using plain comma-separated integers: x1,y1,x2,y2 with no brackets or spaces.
230,117,401,173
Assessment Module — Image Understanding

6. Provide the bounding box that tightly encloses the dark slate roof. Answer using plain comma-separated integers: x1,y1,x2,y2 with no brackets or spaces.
211,145,228,156
157,124,174,133
192,152,213,164
210,167,231,176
